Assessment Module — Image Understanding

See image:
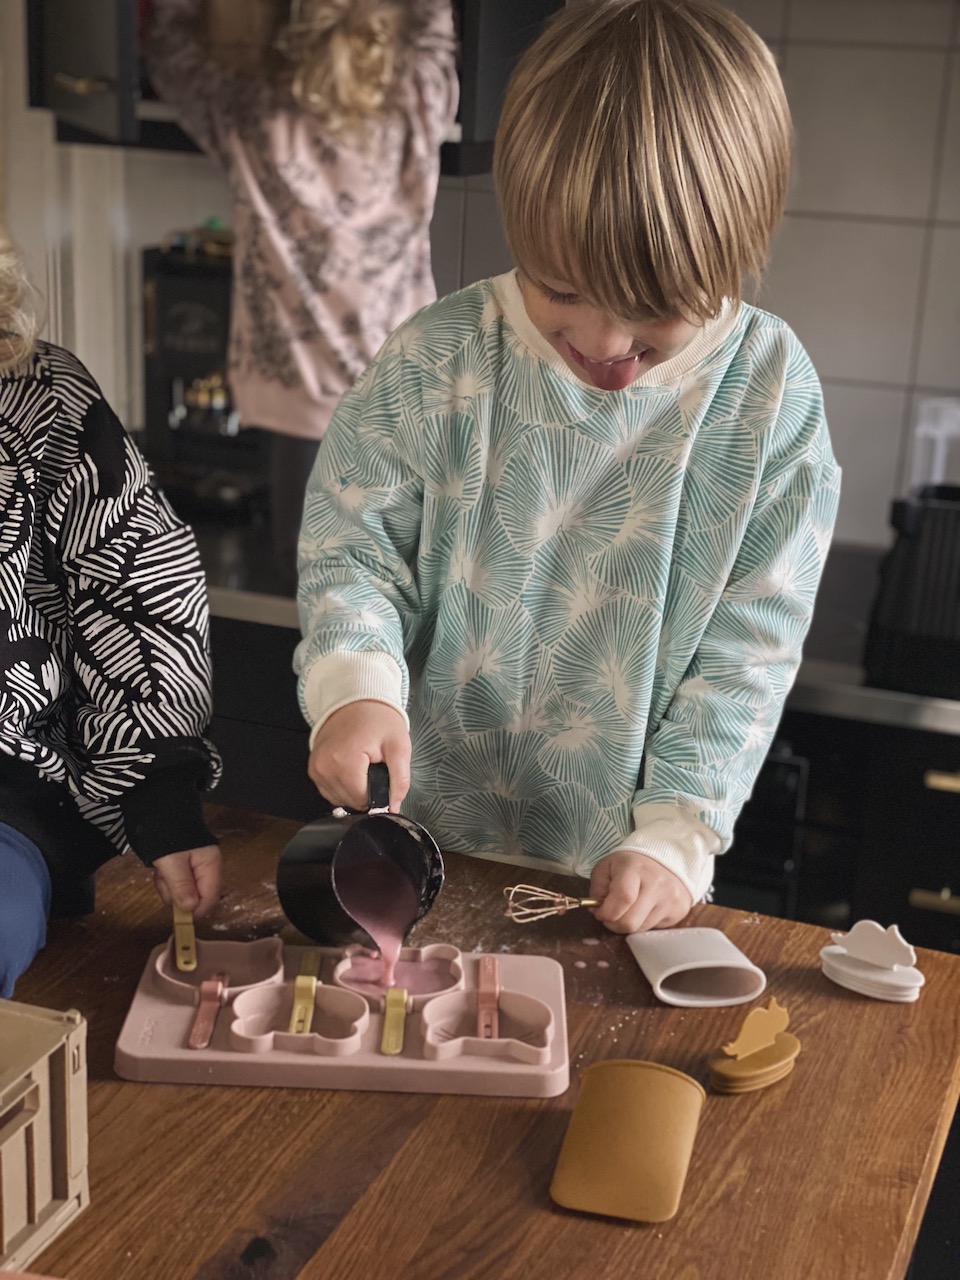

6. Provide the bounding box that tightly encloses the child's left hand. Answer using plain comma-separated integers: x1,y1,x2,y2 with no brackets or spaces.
151,844,222,916
588,849,693,934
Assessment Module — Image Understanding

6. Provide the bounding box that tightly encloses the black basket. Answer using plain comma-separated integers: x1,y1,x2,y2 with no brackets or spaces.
863,485,960,700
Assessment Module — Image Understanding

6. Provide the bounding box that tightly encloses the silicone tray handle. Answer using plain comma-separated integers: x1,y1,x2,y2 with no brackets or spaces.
380,987,408,1056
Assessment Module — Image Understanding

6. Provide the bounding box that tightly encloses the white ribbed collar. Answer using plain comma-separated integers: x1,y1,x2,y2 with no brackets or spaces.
491,269,741,392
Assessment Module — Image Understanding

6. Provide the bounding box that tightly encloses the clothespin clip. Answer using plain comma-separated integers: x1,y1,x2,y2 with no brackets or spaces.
287,949,322,1034
172,905,197,972
380,987,409,1056
476,955,500,1039
188,971,228,1050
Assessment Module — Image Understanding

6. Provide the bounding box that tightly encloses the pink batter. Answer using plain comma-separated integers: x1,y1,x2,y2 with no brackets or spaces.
333,856,420,987
339,952,456,997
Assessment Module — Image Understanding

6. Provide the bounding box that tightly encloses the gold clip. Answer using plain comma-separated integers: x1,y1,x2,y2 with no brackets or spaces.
380,987,408,1056
172,905,197,972
287,951,322,1034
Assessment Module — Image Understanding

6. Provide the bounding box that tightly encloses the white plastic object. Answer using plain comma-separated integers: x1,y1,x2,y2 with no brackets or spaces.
908,396,960,490
820,920,924,1003
626,927,767,1007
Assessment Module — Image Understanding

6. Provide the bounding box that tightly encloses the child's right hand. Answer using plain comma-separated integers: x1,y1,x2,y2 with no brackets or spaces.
308,701,411,812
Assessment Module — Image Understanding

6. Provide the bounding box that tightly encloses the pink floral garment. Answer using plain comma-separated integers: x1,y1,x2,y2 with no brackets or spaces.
147,0,458,440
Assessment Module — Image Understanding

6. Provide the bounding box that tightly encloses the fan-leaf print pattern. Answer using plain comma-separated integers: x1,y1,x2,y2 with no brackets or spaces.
496,428,631,560
537,692,640,807
520,785,627,876
298,277,840,875
554,596,661,721
521,538,622,649
0,343,219,856
431,729,555,807
426,586,532,728
438,494,530,611
589,453,682,597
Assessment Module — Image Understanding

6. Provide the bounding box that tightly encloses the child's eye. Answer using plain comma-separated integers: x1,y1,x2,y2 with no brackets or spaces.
541,286,579,305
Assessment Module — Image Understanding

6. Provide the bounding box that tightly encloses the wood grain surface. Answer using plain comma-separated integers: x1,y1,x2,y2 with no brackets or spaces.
12,804,960,1280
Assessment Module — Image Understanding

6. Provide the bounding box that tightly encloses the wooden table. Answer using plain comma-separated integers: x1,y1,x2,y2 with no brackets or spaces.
12,805,960,1280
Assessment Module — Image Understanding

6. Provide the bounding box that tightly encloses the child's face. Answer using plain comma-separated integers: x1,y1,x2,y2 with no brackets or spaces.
518,272,701,392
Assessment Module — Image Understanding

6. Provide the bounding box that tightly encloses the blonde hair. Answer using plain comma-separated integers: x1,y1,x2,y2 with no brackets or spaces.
275,0,413,138
0,239,41,372
494,0,792,323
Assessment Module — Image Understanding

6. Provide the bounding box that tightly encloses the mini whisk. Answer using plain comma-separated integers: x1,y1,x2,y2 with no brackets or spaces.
503,883,602,923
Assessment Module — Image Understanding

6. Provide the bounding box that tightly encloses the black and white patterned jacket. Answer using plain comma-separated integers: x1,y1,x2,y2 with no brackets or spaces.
0,342,221,908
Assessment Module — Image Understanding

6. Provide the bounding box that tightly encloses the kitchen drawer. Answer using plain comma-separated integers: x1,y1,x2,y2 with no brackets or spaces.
854,725,960,953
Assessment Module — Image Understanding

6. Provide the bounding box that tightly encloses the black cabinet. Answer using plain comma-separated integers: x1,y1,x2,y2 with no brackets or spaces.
25,0,564,174
713,711,865,930
142,246,271,515
854,724,960,955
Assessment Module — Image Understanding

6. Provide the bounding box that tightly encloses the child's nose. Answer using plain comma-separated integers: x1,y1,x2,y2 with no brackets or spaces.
572,315,636,361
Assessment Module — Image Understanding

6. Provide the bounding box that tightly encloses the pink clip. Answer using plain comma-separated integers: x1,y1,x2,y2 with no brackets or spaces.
187,971,228,1050
476,955,500,1039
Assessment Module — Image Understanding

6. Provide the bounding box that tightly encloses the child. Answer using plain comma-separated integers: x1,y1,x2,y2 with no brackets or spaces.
0,240,222,998
294,0,840,935
145,0,458,594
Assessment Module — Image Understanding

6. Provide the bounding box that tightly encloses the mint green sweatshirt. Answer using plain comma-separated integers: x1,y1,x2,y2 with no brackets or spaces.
295,271,840,900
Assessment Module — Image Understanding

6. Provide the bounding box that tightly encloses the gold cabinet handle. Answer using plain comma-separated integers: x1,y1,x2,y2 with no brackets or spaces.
923,770,960,794
53,71,113,97
908,887,960,916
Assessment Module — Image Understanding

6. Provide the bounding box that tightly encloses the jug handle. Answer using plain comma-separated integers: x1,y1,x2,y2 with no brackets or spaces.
368,763,391,813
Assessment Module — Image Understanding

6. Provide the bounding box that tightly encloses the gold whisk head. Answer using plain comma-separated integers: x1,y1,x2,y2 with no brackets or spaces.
502,883,601,923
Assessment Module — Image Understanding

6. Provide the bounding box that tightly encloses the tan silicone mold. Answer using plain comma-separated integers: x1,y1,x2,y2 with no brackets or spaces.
155,935,285,1002
332,943,464,1009
230,983,370,1056
420,989,554,1065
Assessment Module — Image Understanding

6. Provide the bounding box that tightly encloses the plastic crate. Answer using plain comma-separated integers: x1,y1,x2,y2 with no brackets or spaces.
0,1004,88,1271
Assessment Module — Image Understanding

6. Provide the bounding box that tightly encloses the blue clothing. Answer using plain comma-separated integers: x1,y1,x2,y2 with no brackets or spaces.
295,271,841,899
0,823,50,998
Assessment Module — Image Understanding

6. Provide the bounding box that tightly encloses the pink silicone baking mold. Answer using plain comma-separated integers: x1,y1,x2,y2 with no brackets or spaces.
114,941,569,1098
332,942,464,1008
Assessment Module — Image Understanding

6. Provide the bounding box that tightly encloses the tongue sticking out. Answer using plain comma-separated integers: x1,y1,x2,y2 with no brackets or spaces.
568,345,642,391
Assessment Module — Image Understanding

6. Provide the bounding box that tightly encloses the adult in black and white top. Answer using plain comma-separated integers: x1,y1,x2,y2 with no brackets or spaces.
0,239,222,998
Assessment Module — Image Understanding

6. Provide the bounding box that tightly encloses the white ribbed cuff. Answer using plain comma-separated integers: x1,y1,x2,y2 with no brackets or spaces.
302,651,409,749
610,803,722,903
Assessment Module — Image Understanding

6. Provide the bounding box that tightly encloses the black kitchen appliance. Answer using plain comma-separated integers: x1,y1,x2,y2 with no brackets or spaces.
864,398,960,701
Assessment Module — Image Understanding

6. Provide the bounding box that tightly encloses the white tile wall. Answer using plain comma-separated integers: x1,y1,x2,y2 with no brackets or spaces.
784,47,946,218
820,383,908,545
916,227,960,391
937,53,960,220
722,0,789,41
788,0,956,46
112,0,960,548
759,215,927,385
430,179,466,300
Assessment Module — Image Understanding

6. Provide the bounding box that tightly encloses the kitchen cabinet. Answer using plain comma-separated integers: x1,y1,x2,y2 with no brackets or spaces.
854,723,960,955
25,0,564,174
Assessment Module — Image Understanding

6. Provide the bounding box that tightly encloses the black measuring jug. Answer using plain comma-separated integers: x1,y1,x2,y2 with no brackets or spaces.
276,763,445,948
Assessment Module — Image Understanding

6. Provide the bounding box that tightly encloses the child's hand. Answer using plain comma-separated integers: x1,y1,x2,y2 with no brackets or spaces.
588,849,693,934
308,700,411,812
152,844,222,916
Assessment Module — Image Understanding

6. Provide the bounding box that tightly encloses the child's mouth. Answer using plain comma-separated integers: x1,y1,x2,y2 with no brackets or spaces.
566,343,645,391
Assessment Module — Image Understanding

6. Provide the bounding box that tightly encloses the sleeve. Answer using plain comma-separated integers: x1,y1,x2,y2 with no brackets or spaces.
410,0,460,135
144,0,234,169
294,336,428,742
615,346,841,902
55,391,222,865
